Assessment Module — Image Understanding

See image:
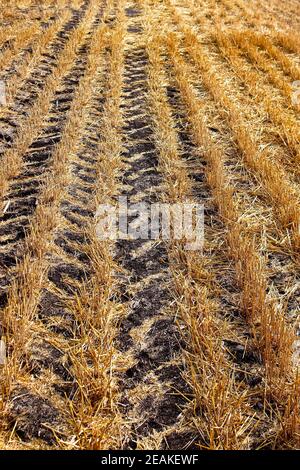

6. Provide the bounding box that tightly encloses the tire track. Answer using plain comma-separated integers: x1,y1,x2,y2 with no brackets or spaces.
115,2,189,450
0,1,90,156
9,73,108,443
3,14,112,445
0,4,106,313
1,6,64,84
164,66,274,450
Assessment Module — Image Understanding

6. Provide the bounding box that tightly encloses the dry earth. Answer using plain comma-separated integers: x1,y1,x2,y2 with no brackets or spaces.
0,0,299,450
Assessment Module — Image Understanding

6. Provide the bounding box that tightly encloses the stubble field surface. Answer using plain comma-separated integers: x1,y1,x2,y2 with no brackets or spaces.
0,0,299,450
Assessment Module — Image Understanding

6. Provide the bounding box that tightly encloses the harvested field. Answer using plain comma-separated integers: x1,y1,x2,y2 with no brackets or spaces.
0,0,299,451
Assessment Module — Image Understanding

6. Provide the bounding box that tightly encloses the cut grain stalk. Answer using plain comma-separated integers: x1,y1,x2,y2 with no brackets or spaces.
0,0,102,203
146,26,252,449
0,4,109,406
63,4,126,450
214,31,300,162
167,1,300,250
0,5,79,112
166,33,299,448
0,24,40,76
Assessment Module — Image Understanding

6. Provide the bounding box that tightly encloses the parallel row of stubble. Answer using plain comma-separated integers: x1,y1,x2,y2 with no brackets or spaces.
0,23,40,77
140,0,299,449
217,0,299,32
170,0,300,324
251,0,300,31
60,4,127,449
0,0,101,202
223,31,300,109
145,10,254,448
188,0,300,93
172,0,300,319
0,1,71,77
193,0,300,53
167,0,300,251
0,0,125,449
211,33,300,172
186,0,300,127
187,0,269,32
164,30,299,448
232,31,300,83
0,2,82,111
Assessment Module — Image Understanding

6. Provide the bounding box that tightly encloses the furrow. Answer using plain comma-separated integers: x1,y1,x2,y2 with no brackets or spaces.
213,32,300,167
164,30,299,449
145,17,259,449
0,1,87,117
0,0,91,156
113,1,189,450
167,1,300,250
0,8,110,447
0,2,108,312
